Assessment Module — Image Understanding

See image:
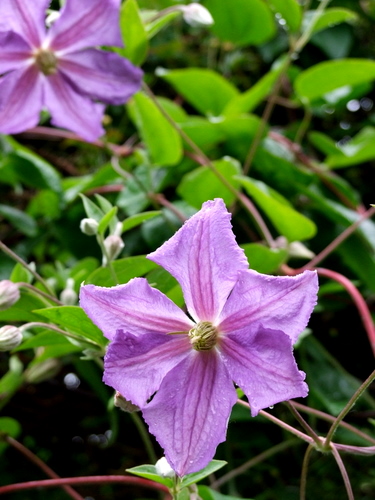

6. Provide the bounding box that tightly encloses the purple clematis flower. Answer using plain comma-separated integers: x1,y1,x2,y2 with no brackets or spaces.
80,199,318,476
0,0,143,141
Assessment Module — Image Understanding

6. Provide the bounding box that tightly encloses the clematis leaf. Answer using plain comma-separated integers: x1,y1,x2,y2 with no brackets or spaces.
237,176,317,241
267,0,302,32
122,211,161,233
126,464,174,488
119,0,148,65
0,418,21,455
85,256,157,287
128,92,183,166
180,460,227,487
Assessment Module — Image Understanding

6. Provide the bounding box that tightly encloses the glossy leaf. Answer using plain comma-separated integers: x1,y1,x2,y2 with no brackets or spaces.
85,256,157,286
126,464,174,488
267,0,302,32
181,460,227,488
295,59,375,102
122,211,161,233
177,157,241,208
119,0,148,65
241,243,288,274
158,67,239,116
202,0,276,46
303,8,358,36
128,92,183,166
237,176,317,241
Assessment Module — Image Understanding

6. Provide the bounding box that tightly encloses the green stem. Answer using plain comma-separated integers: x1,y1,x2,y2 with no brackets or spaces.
300,444,314,500
130,412,157,464
22,322,99,348
324,369,375,448
0,240,56,297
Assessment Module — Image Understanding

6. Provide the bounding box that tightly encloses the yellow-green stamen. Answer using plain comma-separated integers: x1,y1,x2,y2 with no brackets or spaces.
34,49,58,75
188,321,219,351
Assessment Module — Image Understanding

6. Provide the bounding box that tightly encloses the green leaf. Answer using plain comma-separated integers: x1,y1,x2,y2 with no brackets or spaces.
98,206,118,235
218,115,265,162
303,8,358,36
0,417,21,455
0,204,37,237
267,0,302,32
241,243,288,274
128,91,183,166
177,157,241,208
180,118,225,150
35,306,107,347
122,211,161,232
0,292,50,323
237,176,317,241
86,256,157,286
3,137,62,193
308,131,339,156
126,464,174,488
181,460,227,488
326,127,375,168
198,485,254,500
223,65,284,116
79,194,105,221
158,67,239,116
15,331,75,351
119,0,148,65
295,59,375,103
27,189,61,220
10,262,34,284
143,9,180,39
202,0,276,46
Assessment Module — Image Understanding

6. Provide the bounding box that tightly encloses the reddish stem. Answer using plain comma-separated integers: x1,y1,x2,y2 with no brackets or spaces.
0,475,171,497
316,267,375,357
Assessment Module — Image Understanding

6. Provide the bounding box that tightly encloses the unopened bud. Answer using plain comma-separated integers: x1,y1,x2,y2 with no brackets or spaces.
155,457,176,478
0,280,20,311
103,235,124,262
0,325,23,351
288,241,315,260
180,3,214,26
24,357,60,384
60,278,77,305
114,391,140,413
80,218,99,236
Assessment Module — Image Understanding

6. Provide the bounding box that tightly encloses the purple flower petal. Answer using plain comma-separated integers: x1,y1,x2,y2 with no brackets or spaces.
0,66,42,134
218,269,318,344
48,0,123,53
80,279,193,340
104,331,190,408
1,0,48,48
43,72,105,141
0,31,31,74
148,199,248,323
220,330,308,416
58,48,143,105
142,350,237,476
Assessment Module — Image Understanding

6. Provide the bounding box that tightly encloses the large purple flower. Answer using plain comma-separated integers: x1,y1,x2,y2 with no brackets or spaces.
0,0,143,141
80,199,318,476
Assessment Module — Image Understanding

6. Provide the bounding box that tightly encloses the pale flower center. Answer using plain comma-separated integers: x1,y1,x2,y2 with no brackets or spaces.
188,321,219,351
34,49,58,75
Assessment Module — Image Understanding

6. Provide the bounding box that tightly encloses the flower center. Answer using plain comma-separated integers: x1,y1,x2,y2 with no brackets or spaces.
188,321,219,351
34,49,58,75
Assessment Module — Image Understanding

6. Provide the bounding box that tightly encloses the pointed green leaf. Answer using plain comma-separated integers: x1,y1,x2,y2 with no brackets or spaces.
119,0,148,65
202,0,275,46
126,464,174,488
128,92,183,166
158,67,239,116
267,0,302,32
35,306,107,346
181,460,227,488
303,8,358,36
237,176,317,241
0,204,37,237
98,206,118,235
122,211,161,232
295,59,375,102
241,243,288,274
86,256,157,286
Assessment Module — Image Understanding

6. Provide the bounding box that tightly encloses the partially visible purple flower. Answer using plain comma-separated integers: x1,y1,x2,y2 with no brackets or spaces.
0,0,143,141
80,199,318,476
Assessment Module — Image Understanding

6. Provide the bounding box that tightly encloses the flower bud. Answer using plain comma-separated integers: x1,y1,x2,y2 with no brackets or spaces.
80,218,99,236
180,3,214,26
114,391,140,413
24,357,60,384
103,235,124,262
0,325,23,351
60,278,77,305
155,457,176,478
0,280,20,311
